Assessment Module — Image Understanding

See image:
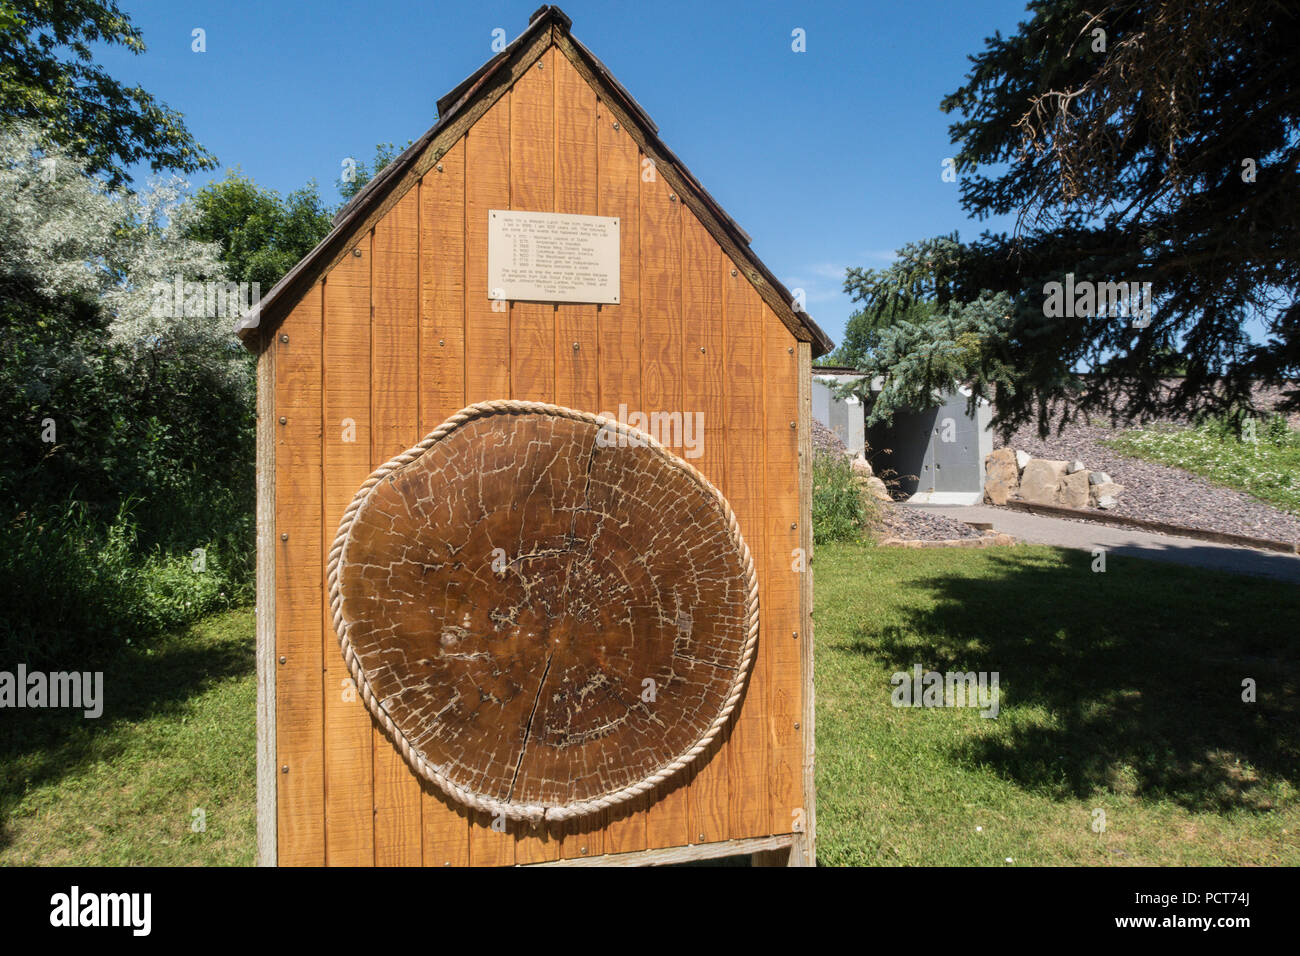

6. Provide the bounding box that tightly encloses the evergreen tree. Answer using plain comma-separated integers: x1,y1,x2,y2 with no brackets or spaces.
846,0,1300,432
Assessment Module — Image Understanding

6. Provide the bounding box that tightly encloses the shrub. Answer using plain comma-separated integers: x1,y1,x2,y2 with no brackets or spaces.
812,452,877,544
0,503,248,669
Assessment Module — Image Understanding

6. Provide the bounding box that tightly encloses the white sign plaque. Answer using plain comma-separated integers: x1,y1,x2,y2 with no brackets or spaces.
487,210,620,304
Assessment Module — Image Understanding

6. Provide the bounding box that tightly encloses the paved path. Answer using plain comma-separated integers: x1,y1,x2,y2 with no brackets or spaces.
909,504,1300,583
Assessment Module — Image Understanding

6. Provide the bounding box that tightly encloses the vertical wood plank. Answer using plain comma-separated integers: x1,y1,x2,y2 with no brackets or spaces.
418,140,473,867
465,95,512,407
639,157,690,851
257,325,277,866
594,96,646,855
464,91,516,867
370,192,423,867
681,216,730,847
762,304,802,837
554,52,602,861
795,340,817,866
421,138,467,437
553,52,600,417
509,46,562,864
722,273,771,841
322,241,376,866
275,287,325,865
507,47,556,405
594,98,641,423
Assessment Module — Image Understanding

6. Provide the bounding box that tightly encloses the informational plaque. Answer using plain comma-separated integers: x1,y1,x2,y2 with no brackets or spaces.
487,210,620,304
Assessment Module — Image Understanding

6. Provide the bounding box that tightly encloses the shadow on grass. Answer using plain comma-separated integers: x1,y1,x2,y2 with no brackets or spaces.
0,616,253,851
836,549,1299,813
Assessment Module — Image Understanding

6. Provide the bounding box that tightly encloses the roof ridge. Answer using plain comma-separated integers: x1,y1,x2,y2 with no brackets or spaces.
236,6,832,357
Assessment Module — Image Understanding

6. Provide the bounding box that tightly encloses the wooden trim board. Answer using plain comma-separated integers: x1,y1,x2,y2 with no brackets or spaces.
795,341,816,867
529,834,793,867
255,326,278,866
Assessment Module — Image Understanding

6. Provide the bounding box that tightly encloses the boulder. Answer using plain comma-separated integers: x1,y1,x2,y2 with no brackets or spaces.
864,476,892,502
1058,470,1090,508
1088,471,1112,486
1067,459,1087,474
983,448,1020,505
1015,449,1032,472
1018,458,1068,505
1089,481,1125,509
851,455,873,478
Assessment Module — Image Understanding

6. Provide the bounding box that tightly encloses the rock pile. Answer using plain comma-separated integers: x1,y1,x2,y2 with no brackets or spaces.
984,449,1125,510
851,454,893,502
811,420,848,457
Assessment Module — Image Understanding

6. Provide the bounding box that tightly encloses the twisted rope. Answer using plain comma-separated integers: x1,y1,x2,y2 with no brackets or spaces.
327,399,761,825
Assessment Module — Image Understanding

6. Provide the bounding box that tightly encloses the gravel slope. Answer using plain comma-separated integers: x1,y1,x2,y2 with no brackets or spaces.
1003,418,1300,544
878,503,983,541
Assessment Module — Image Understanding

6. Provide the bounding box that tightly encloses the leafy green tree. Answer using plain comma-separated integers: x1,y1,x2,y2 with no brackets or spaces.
337,141,408,202
0,124,251,660
184,168,334,291
824,299,937,369
847,0,1300,432
0,0,217,185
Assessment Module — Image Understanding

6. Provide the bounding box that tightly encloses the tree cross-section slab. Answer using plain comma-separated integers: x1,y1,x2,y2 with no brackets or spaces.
329,402,759,823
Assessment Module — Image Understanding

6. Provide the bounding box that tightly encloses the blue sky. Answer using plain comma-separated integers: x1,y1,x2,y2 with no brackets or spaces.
101,0,1029,349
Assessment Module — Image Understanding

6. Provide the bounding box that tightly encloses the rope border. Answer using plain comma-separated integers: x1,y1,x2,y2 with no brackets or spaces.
326,400,761,825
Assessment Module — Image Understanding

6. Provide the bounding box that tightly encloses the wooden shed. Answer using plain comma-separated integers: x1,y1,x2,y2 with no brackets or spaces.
241,5,833,867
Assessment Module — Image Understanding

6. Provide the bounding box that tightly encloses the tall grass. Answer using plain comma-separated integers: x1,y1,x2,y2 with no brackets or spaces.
0,502,249,669
812,452,878,544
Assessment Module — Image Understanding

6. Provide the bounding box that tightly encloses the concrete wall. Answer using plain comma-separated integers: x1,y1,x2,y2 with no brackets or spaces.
811,377,865,455
865,388,993,504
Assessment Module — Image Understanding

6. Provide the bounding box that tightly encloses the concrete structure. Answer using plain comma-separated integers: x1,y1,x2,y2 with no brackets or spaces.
811,368,865,455
812,367,993,505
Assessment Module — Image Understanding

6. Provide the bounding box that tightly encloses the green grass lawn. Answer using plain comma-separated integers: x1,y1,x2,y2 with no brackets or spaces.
0,608,255,865
5,544,1298,866
1103,418,1300,515
815,543,1300,865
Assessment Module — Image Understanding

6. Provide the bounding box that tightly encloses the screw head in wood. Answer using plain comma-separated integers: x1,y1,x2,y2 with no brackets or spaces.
700,346,706,353
669,194,677,202
612,121,620,131
580,846,587,855
730,269,737,277
279,334,289,343
790,421,797,429
279,656,286,664
793,631,798,640
793,722,800,730
281,532,288,541
791,522,797,530
439,339,445,346
573,342,580,350
352,247,362,257
436,163,444,173
698,832,706,842
788,346,794,354
281,765,289,774
279,416,287,425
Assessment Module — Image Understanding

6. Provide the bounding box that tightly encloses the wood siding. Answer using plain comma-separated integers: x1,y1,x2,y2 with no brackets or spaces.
271,40,807,865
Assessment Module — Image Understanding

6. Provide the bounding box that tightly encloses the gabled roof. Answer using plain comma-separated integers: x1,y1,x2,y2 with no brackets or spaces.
236,5,832,357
